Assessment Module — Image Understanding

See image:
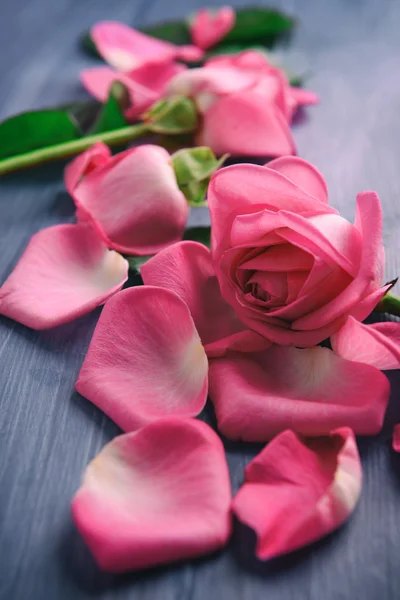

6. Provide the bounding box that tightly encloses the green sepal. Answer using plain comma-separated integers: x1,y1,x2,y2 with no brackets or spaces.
143,95,199,134
172,147,228,205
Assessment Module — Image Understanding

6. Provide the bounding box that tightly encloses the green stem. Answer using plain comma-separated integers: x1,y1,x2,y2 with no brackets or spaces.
0,123,150,175
375,293,400,317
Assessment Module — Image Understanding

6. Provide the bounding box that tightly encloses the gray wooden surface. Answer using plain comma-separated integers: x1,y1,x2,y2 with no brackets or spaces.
1,0,400,598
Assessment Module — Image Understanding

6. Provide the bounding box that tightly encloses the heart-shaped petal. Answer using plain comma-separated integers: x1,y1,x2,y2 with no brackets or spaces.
190,7,236,50
266,156,328,204
69,145,189,256
232,427,362,560
0,223,128,330
76,286,208,431
72,417,232,572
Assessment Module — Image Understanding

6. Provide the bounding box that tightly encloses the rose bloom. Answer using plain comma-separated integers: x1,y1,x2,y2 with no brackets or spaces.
167,50,318,157
208,156,387,347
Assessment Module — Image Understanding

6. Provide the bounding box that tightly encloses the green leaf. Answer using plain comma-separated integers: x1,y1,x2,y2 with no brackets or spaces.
140,20,192,45
90,81,129,134
183,226,211,247
221,7,295,47
0,110,81,160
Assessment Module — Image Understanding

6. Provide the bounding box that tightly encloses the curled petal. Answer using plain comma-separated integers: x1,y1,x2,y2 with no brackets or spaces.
141,241,267,355
331,317,400,370
208,346,389,442
64,142,111,195
70,145,188,256
199,92,296,158
232,427,362,560
76,286,208,432
208,162,335,260
293,192,384,331
72,417,232,572
190,7,236,50
266,156,328,204
393,425,400,452
0,223,128,330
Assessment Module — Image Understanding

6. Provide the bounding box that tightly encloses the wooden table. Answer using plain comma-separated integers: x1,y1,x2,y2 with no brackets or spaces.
1,0,400,598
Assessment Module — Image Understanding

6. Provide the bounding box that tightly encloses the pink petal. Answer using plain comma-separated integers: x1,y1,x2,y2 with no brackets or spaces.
208,346,389,441
0,223,128,330
91,21,179,70
199,92,296,157
393,424,400,452
331,317,400,370
71,145,188,256
141,241,268,356
290,86,320,108
72,417,232,572
232,427,362,560
190,7,236,50
80,67,160,119
266,156,328,204
239,244,314,272
292,192,383,332
64,142,111,196
208,163,335,260
167,67,257,110
76,286,208,432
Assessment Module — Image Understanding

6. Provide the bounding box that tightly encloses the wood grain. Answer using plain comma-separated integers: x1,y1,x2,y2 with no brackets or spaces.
1,0,400,598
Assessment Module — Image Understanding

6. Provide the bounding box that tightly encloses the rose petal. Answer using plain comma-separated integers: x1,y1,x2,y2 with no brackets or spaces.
199,92,296,157
141,241,268,356
239,244,314,272
91,21,200,70
266,156,328,204
80,67,161,119
64,142,111,195
208,163,336,260
72,417,232,572
232,427,362,560
208,346,389,441
292,192,383,331
0,223,128,330
70,145,188,256
393,424,400,452
290,87,320,108
190,7,236,50
76,286,208,432
331,317,400,370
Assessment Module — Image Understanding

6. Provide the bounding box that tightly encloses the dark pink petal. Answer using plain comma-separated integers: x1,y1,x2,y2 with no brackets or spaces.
266,156,328,203
292,192,384,331
141,241,268,356
64,142,111,195
190,7,236,50
71,145,188,256
208,346,389,441
393,425,400,452
331,317,400,370
76,286,208,432
0,223,128,330
232,428,362,560
72,417,232,572
199,92,296,157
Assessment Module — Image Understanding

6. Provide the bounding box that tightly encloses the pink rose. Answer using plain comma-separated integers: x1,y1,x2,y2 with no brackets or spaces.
189,7,236,50
208,156,387,347
167,50,318,157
